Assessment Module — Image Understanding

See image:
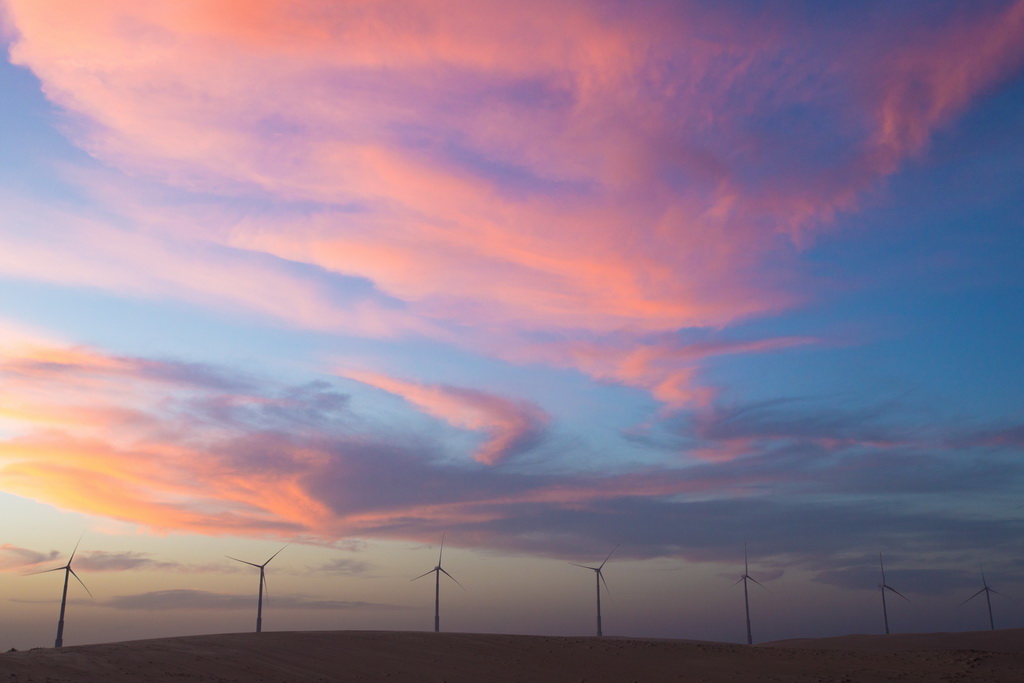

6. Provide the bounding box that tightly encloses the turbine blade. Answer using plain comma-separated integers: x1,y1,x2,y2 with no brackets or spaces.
438,532,446,566
570,563,597,570
439,567,465,590
960,588,986,606
732,576,746,588
988,588,1015,603
598,569,611,599
24,565,69,576
264,544,289,566
68,533,85,564
879,553,886,583
884,585,910,603
226,556,261,569
598,544,619,570
262,573,270,603
749,576,770,592
68,567,93,599
411,568,436,582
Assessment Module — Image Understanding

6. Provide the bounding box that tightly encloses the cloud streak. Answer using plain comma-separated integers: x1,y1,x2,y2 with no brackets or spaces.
2,336,1022,578
3,1,1021,412
0,544,59,571
343,371,548,464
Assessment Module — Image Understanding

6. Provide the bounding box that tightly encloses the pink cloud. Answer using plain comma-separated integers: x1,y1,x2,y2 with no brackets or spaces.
506,335,815,411
343,370,547,465
0,336,704,540
3,333,1019,561
0,543,60,570
3,1,1022,411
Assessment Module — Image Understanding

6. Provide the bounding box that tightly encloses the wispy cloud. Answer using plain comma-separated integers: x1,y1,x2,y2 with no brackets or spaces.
3,336,1024,572
3,1,1021,411
343,371,548,464
0,544,59,571
311,558,375,577
74,551,187,573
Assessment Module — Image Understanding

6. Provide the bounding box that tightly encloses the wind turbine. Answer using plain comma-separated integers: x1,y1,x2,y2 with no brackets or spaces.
571,544,617,637
27,536,92,648
878,553,910,635
733,542,767,645
961,566,1007,631
411,533,463,632
226,545,287,633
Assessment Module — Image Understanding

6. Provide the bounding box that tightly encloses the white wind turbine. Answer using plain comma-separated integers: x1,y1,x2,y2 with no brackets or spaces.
412,533,463,632
733,542,767,645
961,566,1008,631
227,545,288,633
878,553,910,635
27,535,92,648
571,544,617,637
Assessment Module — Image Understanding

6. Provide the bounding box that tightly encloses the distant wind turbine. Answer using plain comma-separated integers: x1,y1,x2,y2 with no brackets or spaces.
571,544,617,637
878,553,910,635
27,535,92,648
226,545,288,633
412,533,463,632
960,566,1007,631
733,542,767,645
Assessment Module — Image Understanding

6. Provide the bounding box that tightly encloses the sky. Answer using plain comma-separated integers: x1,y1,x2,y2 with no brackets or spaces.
1,0,1023,650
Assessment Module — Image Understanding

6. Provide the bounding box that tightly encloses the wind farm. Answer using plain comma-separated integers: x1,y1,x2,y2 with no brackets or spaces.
2,532,1023,682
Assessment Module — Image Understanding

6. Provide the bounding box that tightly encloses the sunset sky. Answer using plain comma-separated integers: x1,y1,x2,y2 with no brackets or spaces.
1,0,1023,649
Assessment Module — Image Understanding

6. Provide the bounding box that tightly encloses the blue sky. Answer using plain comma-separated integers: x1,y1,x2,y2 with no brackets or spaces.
1,0,1022,649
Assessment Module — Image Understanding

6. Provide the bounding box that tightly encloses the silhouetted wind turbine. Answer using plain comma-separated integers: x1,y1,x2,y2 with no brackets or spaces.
571,544,617,637
733,542,767,645
412,533,463,632
27,535,92,648
878,553,909,635
961,566,1007,631
226,545,287,633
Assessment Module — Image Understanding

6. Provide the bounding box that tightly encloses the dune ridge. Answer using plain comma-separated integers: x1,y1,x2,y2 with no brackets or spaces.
2,629,1022,682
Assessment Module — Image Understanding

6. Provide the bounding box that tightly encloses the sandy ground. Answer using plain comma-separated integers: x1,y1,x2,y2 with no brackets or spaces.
1,629,1021,682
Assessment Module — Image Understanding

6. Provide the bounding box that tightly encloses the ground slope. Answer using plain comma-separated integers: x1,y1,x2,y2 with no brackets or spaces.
1,629,1022,682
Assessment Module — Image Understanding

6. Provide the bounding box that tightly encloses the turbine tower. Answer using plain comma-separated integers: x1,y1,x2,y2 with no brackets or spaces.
227,545,287,633
412,533,463,632
571,544,617,637
961,566,1005,631
27,536,92,648
733,542,767,645
878,553,910,635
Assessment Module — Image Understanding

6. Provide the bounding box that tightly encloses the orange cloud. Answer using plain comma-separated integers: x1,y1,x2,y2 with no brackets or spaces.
0,336,721,541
